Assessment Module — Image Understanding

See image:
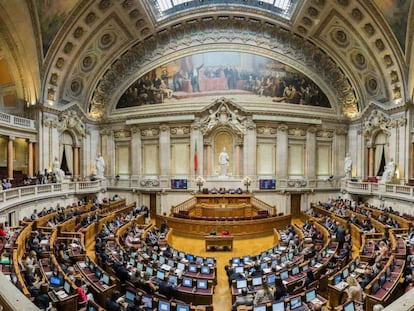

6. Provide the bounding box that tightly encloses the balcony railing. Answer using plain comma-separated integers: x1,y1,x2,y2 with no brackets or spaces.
344,180,414,200
0,181,104,213
0,112,36,130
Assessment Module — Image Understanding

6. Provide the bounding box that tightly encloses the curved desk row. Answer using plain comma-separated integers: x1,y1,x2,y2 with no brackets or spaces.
156,214,291,238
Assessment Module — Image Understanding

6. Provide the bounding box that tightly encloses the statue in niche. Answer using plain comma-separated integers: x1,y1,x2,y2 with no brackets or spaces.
218,147,229,177
380,158,395,184
344,153,352,178
95,154,105,179
52,157,65,183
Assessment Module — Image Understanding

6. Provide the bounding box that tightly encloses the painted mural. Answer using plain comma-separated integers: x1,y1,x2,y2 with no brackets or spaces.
116,52,330,109
35,0,79,55
374,0,410,52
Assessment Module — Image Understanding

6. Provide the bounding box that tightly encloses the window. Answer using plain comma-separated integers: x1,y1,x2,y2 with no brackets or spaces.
152,0,297,20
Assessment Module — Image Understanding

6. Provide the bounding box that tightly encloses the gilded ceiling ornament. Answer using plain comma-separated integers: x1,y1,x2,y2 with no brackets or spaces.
56,58,65,69
129,9,140,19
74,27,84,39
363,23,375,36
307,7,319,17
99,33,116,50
390,71,399,83
383,55,393,67
85,12,97,25
99,0,111,11
70,78,83,96
375,39,385,52
351,8,363,21
49,73,58,86
63,42,74,54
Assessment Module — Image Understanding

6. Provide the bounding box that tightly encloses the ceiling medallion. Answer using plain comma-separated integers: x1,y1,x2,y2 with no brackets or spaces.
351,8,363,22
81,54,97,72
99,33,116,50
365,77,378,95
351,52,367,70
331,29,349,47
85,12,97,25
70,78,83,96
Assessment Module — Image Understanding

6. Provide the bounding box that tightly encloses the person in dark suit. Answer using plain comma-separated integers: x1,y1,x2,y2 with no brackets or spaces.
189,63,204,92
105,290,121,311
336,224,346,250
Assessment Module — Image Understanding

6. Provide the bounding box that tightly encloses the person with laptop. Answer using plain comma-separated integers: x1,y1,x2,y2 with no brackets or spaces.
345,276,364,310
253,282,274,305
232,288,253,310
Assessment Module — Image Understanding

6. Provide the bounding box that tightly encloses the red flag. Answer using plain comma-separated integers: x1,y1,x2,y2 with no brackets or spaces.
194,141,198,172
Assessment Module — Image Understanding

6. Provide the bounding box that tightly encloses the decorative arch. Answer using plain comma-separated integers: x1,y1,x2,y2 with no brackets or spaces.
89,24,359,119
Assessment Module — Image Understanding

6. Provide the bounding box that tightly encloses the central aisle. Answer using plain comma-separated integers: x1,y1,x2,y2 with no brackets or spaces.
170,233,276,310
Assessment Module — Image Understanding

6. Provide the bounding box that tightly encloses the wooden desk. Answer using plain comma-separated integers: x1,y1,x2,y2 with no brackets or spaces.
205,235,233,251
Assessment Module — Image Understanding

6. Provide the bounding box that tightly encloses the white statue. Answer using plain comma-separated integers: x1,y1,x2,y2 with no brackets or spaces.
96,154,105,179
218,147,229,177
381,158,395,184
52,157,65,183
344,153,352,178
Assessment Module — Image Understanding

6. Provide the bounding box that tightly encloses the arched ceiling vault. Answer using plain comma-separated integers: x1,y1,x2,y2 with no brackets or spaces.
39,0,408,121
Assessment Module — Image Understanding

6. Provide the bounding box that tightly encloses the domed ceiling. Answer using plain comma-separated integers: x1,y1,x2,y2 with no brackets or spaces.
1,0,412,121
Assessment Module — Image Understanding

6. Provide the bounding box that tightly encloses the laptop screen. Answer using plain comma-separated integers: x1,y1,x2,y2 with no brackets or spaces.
343,301,355,311
252,276,262,286
305,289,316,302
200,266,210,274
236,279,247,289
156,270,165,280
253,305,267,311
188,265,197,273
290,296,302,309
142,295,152,308
197,279,208,289
50,276,62,286
182,277,192,287
267,274,276,284
176,304,190,311
272,301,285,311
158,300,171,311
125,290,135,302
280,270,289,280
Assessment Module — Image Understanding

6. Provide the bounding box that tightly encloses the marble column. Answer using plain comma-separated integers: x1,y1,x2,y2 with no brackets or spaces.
130,127,141,178
101,129,114,178
368,145,375,177
159,124,170,178
191,121,203,177
73,146,79,177
276,124,288,179
235,144,241,177
28,140,34,177
397,118,407,182
205,144,211,176
306,127,316,179
243,118,256,177
334,128,347,177
7,136,14,179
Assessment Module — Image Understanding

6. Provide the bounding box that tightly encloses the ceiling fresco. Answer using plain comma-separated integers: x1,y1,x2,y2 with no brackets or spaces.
373,0,411,52
116,51,330,109
35,0,80,55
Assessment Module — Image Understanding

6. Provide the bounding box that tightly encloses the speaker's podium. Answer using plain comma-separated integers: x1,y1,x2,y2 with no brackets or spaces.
205,235,233,251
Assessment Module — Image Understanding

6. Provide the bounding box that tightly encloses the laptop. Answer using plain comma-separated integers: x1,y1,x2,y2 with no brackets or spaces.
290,296,306,311
305,289,322,305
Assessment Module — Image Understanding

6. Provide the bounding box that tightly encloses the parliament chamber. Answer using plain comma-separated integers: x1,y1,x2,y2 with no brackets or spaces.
3,0,414,310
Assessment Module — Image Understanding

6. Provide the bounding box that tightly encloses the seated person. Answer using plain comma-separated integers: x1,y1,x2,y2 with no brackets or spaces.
221,228,231,236
232,288,253,310
209,229,217,236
